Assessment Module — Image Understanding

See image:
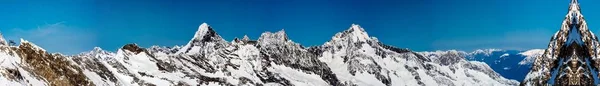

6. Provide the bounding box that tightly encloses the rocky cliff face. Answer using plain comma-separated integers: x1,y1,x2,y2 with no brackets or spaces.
522,0,600,85
0,23,517,86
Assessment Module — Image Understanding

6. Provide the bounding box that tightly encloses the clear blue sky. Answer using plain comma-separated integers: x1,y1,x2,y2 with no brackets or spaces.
0,0,599,55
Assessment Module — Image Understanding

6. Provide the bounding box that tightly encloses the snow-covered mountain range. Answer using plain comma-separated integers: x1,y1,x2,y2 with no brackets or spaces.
0,23,519,86
419,49,544,82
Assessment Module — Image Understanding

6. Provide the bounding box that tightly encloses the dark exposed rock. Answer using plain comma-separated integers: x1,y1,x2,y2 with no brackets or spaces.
4,68,22,80
523,0,600,85
17,42,94,86
122,44,144,54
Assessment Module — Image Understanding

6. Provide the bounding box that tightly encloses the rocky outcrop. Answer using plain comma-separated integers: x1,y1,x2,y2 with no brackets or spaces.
0,23,517,86
523,0,600,85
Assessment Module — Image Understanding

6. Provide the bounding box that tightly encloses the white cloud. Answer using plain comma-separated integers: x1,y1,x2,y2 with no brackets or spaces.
2,22,97,55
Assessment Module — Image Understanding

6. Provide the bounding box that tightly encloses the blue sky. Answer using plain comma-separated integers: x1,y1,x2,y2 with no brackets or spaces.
0,0,599,55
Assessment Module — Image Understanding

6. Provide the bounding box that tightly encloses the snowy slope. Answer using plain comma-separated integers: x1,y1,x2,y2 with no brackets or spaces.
0,23,518,86
0,41,46,86
517,49,544,65
313,24,518,86
423,49,543,82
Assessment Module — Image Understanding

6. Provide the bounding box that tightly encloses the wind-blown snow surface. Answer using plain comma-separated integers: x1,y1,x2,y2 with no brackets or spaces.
0,23,518,86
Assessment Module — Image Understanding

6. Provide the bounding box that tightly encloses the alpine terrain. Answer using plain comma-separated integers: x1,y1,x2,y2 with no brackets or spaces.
419,49,543,82
523,0,600,85
0,23,519,86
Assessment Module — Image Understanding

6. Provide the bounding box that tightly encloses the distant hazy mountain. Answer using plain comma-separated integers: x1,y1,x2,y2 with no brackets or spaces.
420,49,543,82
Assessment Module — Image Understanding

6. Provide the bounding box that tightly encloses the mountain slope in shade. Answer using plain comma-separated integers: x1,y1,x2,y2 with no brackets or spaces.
0,23,517,86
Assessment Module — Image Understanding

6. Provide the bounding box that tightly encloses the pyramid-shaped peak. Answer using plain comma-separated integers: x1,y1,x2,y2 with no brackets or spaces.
522,0,598,85
349,24,369,36
93,47,103,52
187,22,223,43
325,24,375,45
339,24,371,42
193,23,213,40
276,29,286,36
568,0,581,13
83,47,112,56
562,0,588,36
242,35,251,42
176,23,226,54
199,22,209,28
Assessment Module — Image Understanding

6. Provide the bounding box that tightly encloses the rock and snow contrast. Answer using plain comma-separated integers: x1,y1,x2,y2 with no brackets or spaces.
523,0,600,85
0,23,519,85
417,49,544,82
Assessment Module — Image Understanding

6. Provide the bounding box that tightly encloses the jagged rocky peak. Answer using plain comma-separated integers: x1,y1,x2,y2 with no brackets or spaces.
192,23,221,42
337,24,372,42
94,47,114,54
569,0,580,12
92,47,104,53
233,35,257,45
257,29,294,49
176,23,229,54
188,23,226,44
326,24,377,45
83,47,110,55
0,23,520,86
242,35,251,42
523,0,600,85
258,29,289,42
232,35,253,44
349,24,368,35
324,24,377,47
423,50,467,65
77,47,114,59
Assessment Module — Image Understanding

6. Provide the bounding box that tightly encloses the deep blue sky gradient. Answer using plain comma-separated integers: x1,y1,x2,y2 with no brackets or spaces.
1,0,599,54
